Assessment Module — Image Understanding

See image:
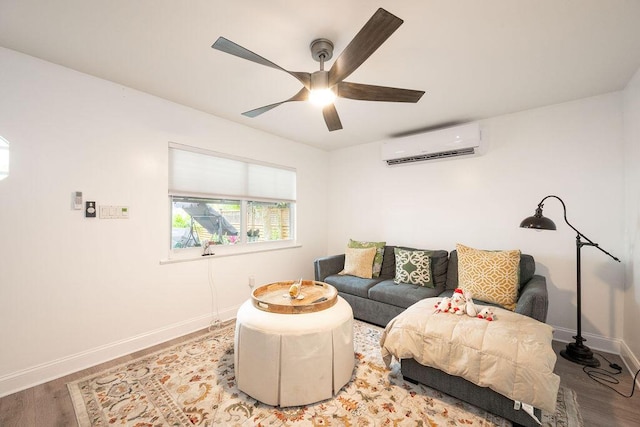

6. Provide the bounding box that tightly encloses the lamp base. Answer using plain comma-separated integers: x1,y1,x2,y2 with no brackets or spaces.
560,342,600,367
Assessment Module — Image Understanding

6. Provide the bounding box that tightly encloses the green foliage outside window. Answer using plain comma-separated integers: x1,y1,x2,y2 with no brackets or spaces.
172,213,190,228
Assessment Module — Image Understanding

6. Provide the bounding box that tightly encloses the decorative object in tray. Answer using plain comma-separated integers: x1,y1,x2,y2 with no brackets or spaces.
251,280,338,314
288,278,303,298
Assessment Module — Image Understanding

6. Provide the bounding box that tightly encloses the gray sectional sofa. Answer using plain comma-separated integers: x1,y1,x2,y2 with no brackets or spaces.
314,245,548,326
314,245,550,427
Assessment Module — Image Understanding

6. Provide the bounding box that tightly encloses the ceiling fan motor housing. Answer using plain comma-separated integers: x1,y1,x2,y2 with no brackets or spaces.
310,38,334,62
310,39,334,92
311,70,330,91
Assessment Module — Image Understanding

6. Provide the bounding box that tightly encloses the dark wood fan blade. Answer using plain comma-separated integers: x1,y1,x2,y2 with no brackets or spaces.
328,8,403,86
336,81,424,102
212,37,310,88
242,103,281,118
242,87,309,118
322,104,343,131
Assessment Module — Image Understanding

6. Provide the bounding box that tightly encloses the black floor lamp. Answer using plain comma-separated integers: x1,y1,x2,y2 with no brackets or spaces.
519,195,620,368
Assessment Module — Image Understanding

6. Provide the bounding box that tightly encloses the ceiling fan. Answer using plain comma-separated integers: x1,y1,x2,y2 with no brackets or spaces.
211,8,425,132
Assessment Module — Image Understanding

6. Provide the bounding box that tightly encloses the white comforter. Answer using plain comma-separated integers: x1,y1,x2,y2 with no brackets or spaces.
380,298,560,413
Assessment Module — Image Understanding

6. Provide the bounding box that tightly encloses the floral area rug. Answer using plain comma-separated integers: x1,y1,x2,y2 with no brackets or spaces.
68,319,582,426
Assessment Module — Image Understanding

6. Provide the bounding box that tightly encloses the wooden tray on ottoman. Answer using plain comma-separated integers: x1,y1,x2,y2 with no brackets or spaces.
251,280,338,314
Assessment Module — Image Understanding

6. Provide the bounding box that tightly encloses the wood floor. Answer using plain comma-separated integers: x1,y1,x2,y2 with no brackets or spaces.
1,330,639,426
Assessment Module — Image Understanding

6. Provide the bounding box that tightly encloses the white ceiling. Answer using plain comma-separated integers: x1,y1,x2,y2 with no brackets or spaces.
2,0,640,151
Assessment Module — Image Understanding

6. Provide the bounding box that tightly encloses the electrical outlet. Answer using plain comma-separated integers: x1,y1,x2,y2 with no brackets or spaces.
248,275,255,289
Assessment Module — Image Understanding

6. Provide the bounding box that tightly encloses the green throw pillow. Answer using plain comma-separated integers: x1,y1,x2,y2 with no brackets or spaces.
348,239,386,278
393,247,433,287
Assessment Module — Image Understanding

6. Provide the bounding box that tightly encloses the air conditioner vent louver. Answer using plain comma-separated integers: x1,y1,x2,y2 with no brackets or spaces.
385,147,476,165
381,122,482,165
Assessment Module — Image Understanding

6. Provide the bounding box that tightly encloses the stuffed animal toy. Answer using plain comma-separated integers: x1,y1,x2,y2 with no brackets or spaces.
464,291,478,317
435,290,482,317
434,297,452,313
450,288,467,315
477,307,496,321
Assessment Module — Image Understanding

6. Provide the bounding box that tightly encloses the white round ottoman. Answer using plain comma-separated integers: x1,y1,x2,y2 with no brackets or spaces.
234,296,354,407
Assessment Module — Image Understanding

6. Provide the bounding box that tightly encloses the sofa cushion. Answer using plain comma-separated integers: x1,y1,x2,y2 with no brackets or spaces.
339,246,377,279
378,246,399,278
393,247,433,287
456,243,521,311
324,274,385,299
368,279,441,308
519,254,535,284
348,239,386,277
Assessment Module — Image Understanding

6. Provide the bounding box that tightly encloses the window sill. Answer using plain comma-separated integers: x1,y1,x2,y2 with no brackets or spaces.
160,241,302,265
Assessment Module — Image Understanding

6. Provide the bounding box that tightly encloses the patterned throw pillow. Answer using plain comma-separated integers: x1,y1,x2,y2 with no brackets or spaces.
348,239,386,277
456,243,521,311
339,246,377,279
393,247,433,287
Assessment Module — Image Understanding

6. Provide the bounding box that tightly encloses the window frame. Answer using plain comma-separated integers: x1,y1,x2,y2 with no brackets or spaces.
167,143,297,260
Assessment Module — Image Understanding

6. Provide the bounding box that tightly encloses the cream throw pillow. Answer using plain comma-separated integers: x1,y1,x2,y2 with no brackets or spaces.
348,239,386,277
339,246,377,279
457,243,521,311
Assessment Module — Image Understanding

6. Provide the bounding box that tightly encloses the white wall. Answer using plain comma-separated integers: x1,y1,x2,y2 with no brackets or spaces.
623,67,640,369
0,47,329,396
327,93,626,349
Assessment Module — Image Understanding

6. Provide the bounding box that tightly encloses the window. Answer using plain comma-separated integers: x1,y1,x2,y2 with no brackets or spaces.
171,197,241,248
168,143,296,251
0,136,8,181
247,201,293,242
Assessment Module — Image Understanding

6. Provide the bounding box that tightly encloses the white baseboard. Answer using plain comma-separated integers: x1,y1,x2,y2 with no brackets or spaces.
620,340,640,388
0,306,239,398
551,325,622,354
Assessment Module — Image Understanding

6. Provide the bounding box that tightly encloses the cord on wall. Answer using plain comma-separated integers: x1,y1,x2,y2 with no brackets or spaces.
207,257,221,331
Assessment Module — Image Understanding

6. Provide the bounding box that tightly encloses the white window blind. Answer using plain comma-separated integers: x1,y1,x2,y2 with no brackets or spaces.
169,143,296,201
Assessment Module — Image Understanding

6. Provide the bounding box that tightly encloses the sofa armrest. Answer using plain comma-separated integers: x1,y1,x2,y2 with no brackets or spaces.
515,274,548,323
314,254,345,282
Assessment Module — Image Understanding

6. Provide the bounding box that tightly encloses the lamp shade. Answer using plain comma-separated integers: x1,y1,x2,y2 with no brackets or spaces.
519,208,557,230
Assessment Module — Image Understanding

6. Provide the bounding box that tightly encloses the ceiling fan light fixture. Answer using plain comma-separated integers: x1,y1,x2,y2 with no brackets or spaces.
309,88,336,107
309,70,336,107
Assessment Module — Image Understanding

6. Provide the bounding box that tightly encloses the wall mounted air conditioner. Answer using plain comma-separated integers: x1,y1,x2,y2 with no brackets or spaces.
381,122,482,165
